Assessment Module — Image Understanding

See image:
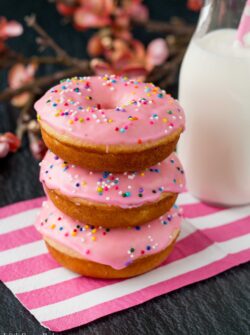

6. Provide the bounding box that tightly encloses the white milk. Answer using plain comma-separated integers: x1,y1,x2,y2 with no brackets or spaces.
178,29,250,206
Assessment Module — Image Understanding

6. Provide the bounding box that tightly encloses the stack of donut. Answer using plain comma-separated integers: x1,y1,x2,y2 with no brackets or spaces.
34,75,185,279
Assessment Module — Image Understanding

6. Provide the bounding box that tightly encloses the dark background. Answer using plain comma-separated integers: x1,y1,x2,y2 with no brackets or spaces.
0,1,249,334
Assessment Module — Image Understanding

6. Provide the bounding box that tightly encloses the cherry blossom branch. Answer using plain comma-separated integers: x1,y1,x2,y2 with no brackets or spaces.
0,62,91,102
25,14,72,62
0,51,74,69
0,13,193,102
25,14,87,68
140,18,195,36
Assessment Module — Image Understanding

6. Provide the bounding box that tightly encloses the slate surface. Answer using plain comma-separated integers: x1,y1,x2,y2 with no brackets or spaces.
0,1,249,334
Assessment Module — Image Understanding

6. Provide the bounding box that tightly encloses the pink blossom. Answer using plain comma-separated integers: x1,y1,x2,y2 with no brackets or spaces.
79,0,114,15
0,17,23,52
73,0,114,30
56,0,149,30
90,37,148,79
146,38,169,71
56,3,77,16
0,132,21,158
56,1,168,79
87,34,104,57
8,63,37,107
74,8,111,30
91,58,147,79
0,17,23,40
113,7,130,29
91,37,168,80
187,0,203,11
126,1,149,23
0,142,10,158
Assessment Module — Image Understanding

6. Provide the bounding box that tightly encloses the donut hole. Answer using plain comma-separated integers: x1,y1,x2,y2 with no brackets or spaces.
98,101,117,109
91,94,119,110
94,90,135,110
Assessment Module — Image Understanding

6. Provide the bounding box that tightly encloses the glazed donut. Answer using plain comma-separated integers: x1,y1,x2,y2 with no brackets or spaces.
35,201,182,279
40,151,185,228
35,75,185,172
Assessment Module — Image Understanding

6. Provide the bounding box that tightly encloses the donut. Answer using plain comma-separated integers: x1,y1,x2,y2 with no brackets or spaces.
35,75,185,172
35,201,182,279
40,151,185,228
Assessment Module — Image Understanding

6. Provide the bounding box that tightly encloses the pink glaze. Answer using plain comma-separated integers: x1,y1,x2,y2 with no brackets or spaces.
34,75,185,145
35,200,182,269
40,151,185,208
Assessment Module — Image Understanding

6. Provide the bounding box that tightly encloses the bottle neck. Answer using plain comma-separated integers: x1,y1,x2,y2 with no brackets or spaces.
194,0,246,39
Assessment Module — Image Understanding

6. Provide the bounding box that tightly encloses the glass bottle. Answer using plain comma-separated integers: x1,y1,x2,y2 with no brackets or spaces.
178,0,250,206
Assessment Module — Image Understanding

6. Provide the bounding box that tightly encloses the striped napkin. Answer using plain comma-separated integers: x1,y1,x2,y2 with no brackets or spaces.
0,193,249,332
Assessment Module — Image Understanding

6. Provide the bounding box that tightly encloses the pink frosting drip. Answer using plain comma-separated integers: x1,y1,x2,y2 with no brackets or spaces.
40,151,185,208
35,200,182,269
34,75,185,145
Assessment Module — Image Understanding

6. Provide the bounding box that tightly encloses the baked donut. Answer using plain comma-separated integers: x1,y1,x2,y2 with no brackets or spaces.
40,151,185,228
35,75,185,172
35,201,182,279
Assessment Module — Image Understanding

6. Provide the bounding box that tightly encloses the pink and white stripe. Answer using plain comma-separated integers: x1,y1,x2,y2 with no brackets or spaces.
0,193,249,332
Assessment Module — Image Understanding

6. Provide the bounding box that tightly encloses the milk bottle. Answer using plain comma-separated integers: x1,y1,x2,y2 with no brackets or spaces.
178,0,250,206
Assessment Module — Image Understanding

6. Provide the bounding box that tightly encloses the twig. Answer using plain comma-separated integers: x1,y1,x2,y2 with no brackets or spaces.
25,14,72,62
158,64,180,88
54,0,78,6
0,52,74,69
138,18,195,36
0,62,91,102
24,14,86,67
16,94,36,139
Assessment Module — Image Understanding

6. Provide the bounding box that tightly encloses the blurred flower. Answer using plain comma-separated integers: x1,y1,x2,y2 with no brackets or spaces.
146,38,169,71
91,58,148,79
0,142,10,158
56,0,156,79
56,0,148,29
74,7,111,30
0,132,21,158
124,0,149,23
27,120,47,160
91,37,169,79
8,63,37,107
114,7,131,29
187,0,203,11
0,17,23,52
81,0,114,15
0,132,21,152
71,0,114,30
56,2,77,16
87,34,104,57
90,38,146,78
